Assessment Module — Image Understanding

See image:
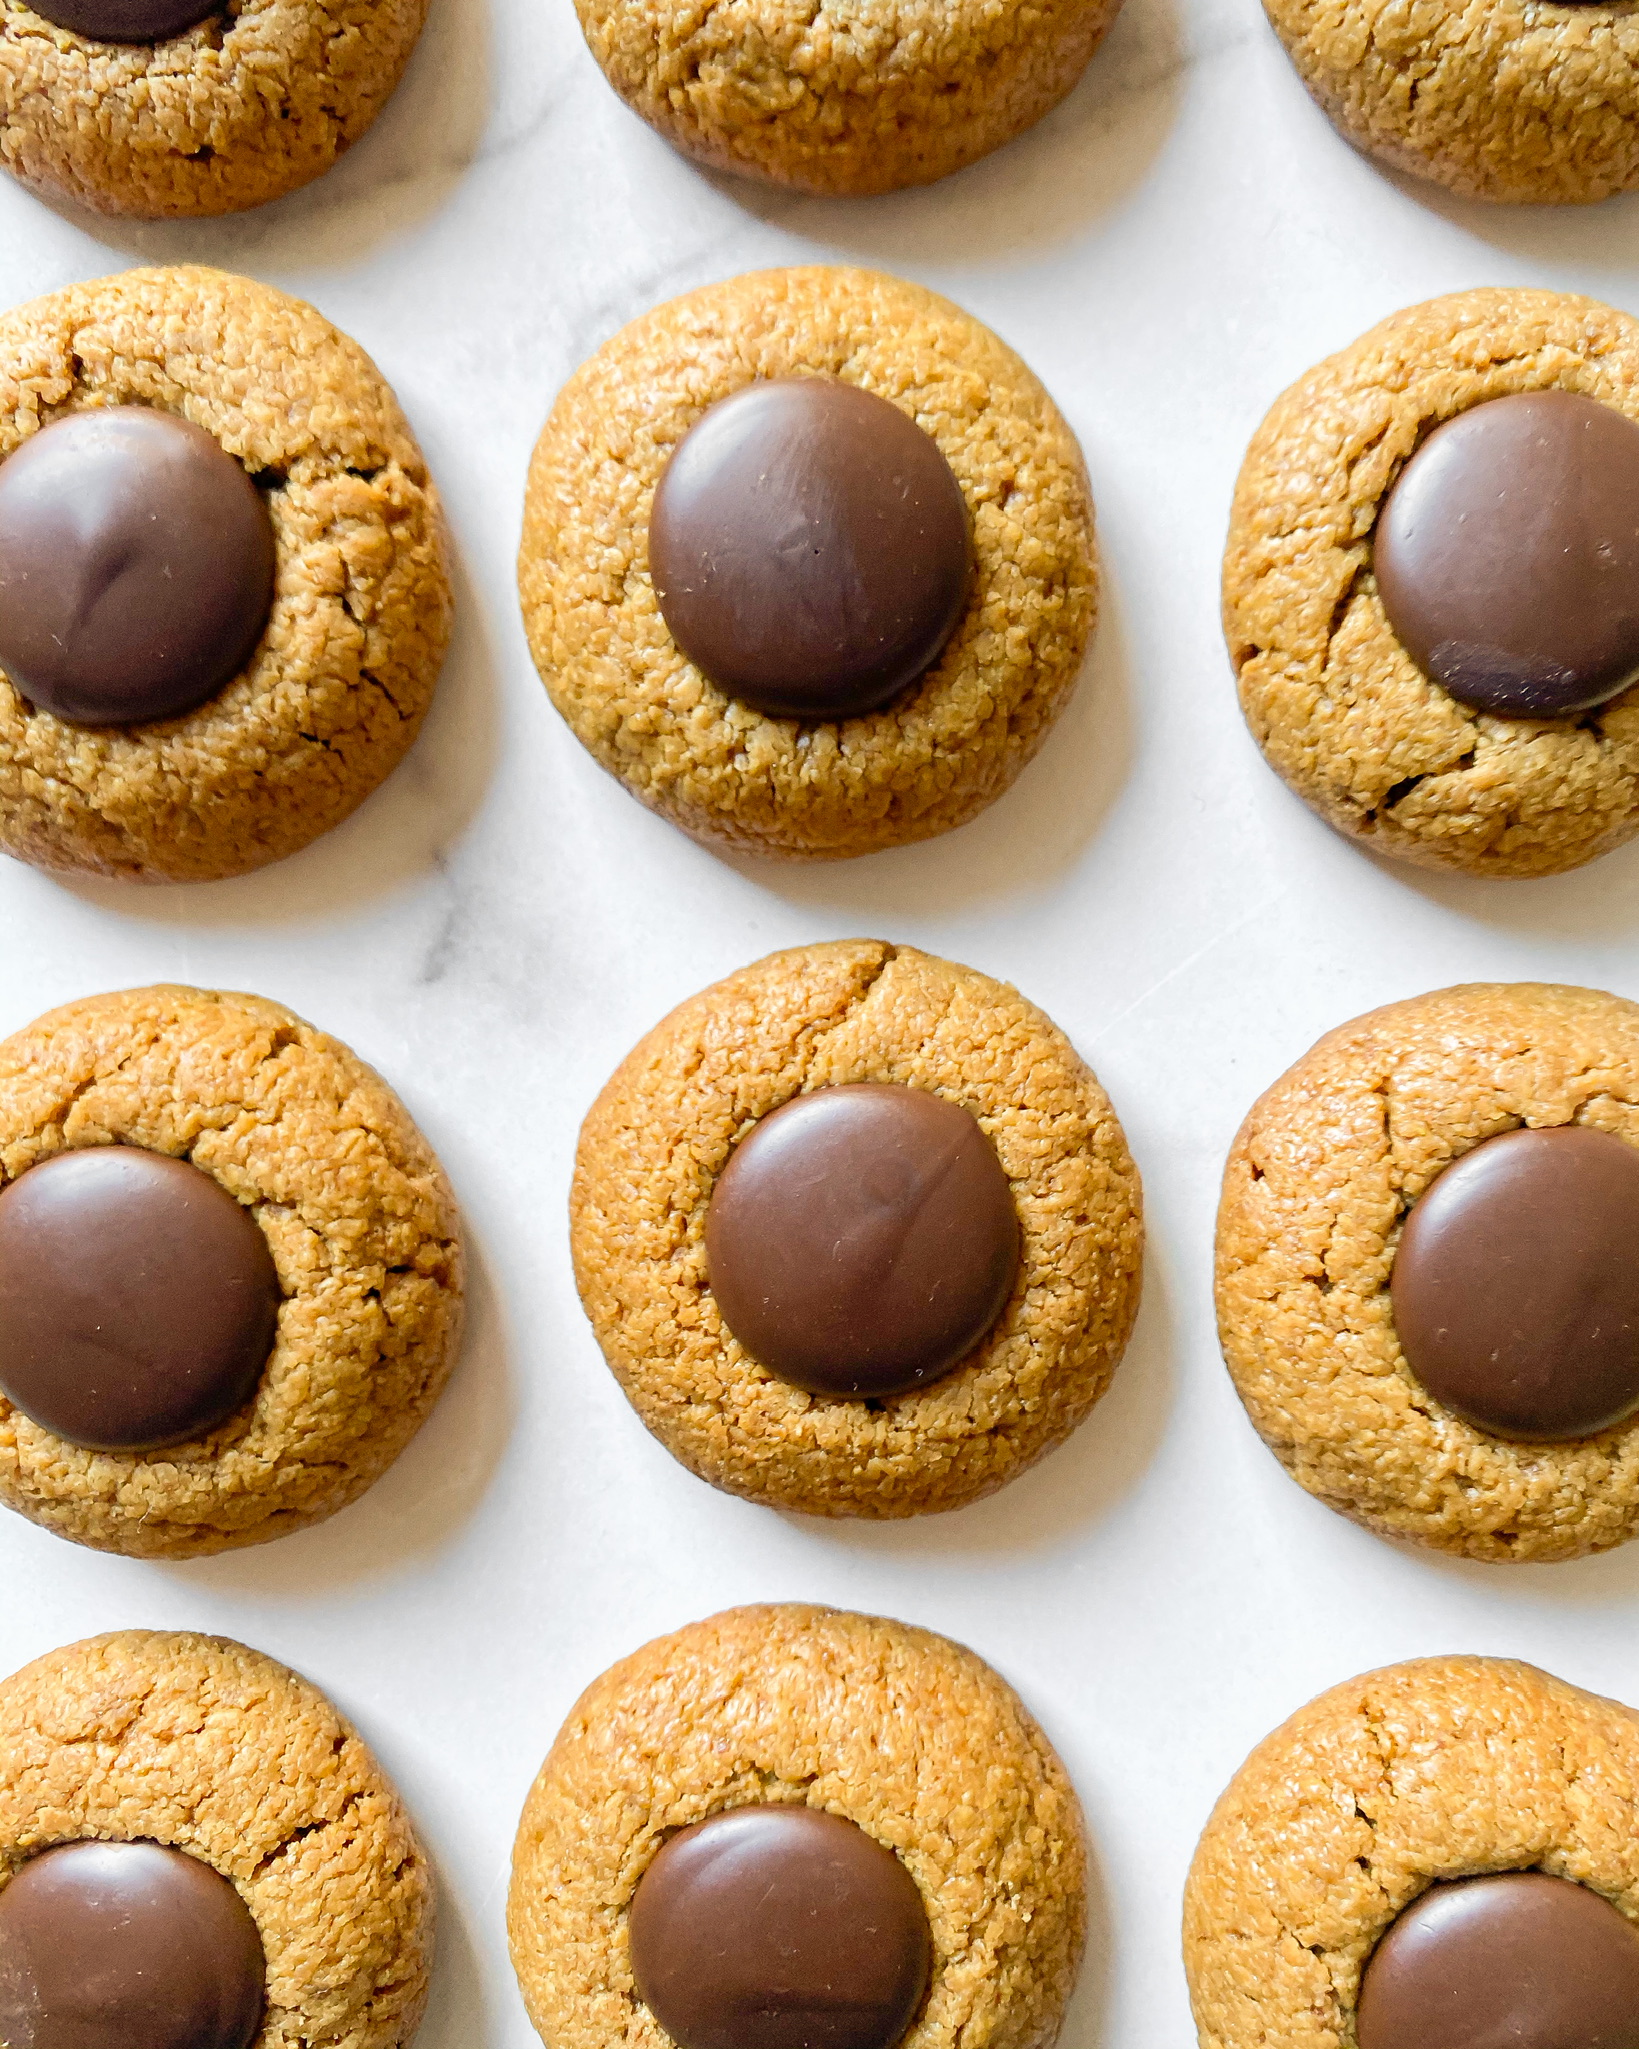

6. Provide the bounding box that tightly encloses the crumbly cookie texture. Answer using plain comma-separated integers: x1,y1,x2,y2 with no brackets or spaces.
0,984,463,1558
572,940,1142,1517
1264,0,1639,204
575,0,1119,195
1216,981,1639,1564
0,0,426,217
0,265,451,883
1225,287,1639,879
1184,1656,1639,2049
521,267,1097,862
509,1604,1086,2049
0,1630,433,2049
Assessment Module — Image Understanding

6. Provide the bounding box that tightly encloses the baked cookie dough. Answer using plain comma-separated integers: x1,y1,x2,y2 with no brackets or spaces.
520,266,1098,862
509,1603,1086,2049
1263,0,1639,204
1184,1656,1639,2049
1215,980,1639,1564
0,982,462,1559
0,1629,432,2049
1225,287,1639,879
576,0,1120,195
0,264,452,884
0,0,427,217
571,939,1142,1518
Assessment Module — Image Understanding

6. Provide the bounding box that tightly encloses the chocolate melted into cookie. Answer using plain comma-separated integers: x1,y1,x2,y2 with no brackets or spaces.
26,0,216,39
648,378,970,720
1356,1873,1639,2049
1374,390,1639,719
1389,1125,1639,1441
628,1806,931,2049
0,408,274,726
704,1083,1019,1399
0,1147,280,1451
0,1840,265,2049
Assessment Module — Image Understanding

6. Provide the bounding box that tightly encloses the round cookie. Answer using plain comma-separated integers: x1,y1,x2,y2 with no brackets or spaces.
1215,980,1639,1565
508,1603,1086,2049
1184,1656,1639,2049
0,265,451,884
570,939,1142,1518
0,0,427,217
0,982,463,1559
520,266,1098,862
1224,287,1639,879
1262,0,1639,205
575,0,1120,196
0,1629,432,2049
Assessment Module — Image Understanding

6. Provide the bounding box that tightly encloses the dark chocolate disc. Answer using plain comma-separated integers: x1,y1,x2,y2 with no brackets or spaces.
648,377,970,720
1356,1873,1639,2049
1375,390,1639,719
0,1147,281,1451
628,1806,931,2049
0,1839,265,2049
704,1083,1019,1399
26,0,216,39
0,407,274,727
1389,1125,1639,1441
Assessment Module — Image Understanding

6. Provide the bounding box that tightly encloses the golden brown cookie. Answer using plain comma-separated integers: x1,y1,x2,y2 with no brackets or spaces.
0,983,462,1558
520,267,1098,862
0,265,451,884
1215,980,1639,1564
0,0,427,217
1184,1656,1639,2049
1264,0,1639,205
508,1604,1086,2049
1225,287,1639,879
575,0,1120,195
571,939,1142,1518
0,1629,432,2049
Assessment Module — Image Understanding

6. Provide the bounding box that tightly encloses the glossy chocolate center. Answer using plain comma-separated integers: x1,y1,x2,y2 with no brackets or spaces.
0,407,274,727
0,1840,265,2049
1356,1873,1639,2049
0,1148,281,1451
26,0,216,39
704,1083,1019,1399
648,377,970,720
1389,1125,1639,1441
1375,390,1639,719
628,1807,931,2049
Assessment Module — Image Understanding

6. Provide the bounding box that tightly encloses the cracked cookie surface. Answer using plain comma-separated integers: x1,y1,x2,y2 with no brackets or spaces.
0,0,427,216
1225,288,1639,878
571,939,1142,1517
508,1603,1086,2049
520,267,1098,862
1184,1656,1639,2049
575,0,1120,194
1215,981,1639,1563
0,265,451,883
0,1629,432,2049
0,983,463,1558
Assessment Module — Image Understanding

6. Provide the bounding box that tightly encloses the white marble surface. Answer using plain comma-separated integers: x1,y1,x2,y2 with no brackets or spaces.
4,4,1639,2042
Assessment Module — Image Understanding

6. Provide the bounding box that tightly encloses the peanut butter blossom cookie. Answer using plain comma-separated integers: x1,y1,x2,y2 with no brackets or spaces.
1225,288,1639,878
571,939,1142,1517
0,1629,432,2049
0,983,462,1558
575,0,1120,194
1262,0,1639,204
1216,981,1639,1563
520,267,1098,861
509,1604,1086,2049
0,0,428,215
0,265,451,884
1185,1657,1639,2049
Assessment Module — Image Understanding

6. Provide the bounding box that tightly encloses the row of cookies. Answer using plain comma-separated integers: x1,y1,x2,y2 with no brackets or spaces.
7,264,1639,887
